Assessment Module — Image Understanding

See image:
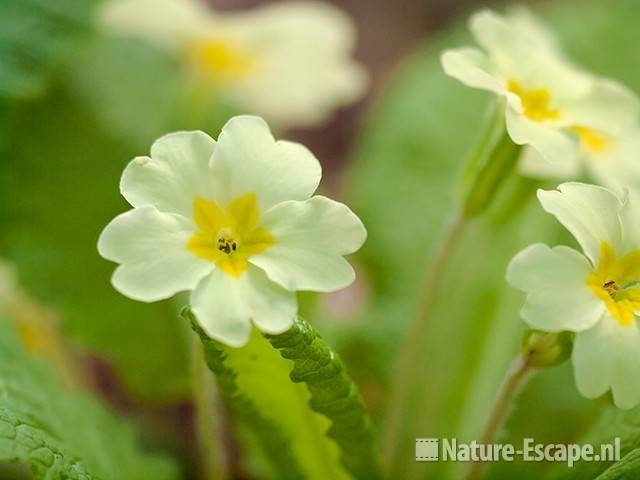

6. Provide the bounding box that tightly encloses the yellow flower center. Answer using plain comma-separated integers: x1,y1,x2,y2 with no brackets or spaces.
569,126,611,153
587,242,640,326
186,38,256,83
187,193,274,278
507,80,560,122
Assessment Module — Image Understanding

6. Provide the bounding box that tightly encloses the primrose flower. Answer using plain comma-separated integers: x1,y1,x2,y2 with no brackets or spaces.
507,183,640,409
102,0,368,128
441,9,639,170
98,116,366,347
520,128,640,196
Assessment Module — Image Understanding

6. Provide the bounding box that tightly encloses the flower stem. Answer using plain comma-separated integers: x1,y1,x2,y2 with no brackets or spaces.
383,210,469,468
465,356,535,480
383,105,522,472
192,335,228,480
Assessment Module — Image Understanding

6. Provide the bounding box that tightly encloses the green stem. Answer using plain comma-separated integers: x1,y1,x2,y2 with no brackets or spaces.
384,107,522,472
465,356,535,480
383,210,468,469
463,128,524,217
192,334,227,480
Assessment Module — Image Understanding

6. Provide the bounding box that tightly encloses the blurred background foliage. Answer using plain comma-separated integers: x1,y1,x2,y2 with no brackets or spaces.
0,318,178,479
2,0,640,479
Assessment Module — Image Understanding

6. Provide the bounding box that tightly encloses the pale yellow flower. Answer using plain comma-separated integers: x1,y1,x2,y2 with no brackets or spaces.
102,0,368,127
508,183,640,409
442,9,639,174
98,116,366,347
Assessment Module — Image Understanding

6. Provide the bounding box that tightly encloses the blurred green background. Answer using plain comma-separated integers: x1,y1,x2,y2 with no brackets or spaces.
2,0,640,479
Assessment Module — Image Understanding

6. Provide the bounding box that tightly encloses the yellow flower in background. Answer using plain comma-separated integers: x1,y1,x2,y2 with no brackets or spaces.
98,116,367,347
508,183,640,409
441,9,640,172
102,0,368,127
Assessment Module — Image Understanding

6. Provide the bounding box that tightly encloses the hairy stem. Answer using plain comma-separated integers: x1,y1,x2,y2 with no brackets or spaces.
192,335,227,480
383,210,468,468
383,105,521,471
465,356,535,480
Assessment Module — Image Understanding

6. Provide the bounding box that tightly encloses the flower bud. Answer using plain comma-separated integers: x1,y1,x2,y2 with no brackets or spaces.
521,329,573,368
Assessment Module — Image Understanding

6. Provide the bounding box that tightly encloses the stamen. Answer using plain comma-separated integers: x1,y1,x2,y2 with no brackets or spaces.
217,237,237,255
603,280,618,299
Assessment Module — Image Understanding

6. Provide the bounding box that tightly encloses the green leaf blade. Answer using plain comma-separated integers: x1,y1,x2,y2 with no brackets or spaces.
595,449,640,480
0,319,178,480
188,310,383,480
268,318,384,480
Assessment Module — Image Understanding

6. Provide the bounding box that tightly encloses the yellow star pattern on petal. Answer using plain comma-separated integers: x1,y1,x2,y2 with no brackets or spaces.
570,126,611,153
587,242,640,326
187,193,274,278
507,79,560,122
186,38,256,84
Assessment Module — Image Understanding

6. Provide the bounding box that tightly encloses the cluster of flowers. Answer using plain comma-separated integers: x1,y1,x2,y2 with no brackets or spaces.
98,4,640,409
443,9,640,409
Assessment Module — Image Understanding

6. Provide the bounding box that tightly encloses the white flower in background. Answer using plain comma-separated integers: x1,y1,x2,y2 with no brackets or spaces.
505,6,560,56
441,9,640,173
501,8,640,190
101,0,368,128
507,183,640,409
98,115,367,347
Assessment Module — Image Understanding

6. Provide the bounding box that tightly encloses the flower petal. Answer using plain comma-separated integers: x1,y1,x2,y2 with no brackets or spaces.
223,2,368,127
620,191,640,254
210,116,321,211
469,9,539,76
506,6,559,54
518,146,579,180
584,134,640,197
537,183,624,264
189,266,296,347
559,79,640,133
505,104,577,166
250,196,366,292
98,206,212,302
573,314,640,409
190,269,251,347
101,0,211,50
244,266,297,335
507,244,604,332
440,48,505,95
120,131,216,217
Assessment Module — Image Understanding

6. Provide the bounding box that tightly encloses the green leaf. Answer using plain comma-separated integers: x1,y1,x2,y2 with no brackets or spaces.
187,310,384,480
0,318,178,479
267,318,384,480
546,405,640,480
595,449,640,480
0,0,99,100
